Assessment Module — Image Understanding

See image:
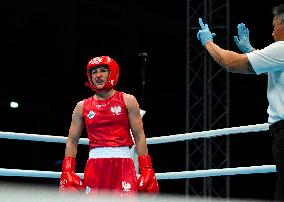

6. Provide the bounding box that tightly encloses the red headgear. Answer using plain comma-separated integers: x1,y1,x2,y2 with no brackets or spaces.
86,56,120,92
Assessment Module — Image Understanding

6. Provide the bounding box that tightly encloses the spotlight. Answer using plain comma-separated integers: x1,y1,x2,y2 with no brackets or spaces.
10,101,19,109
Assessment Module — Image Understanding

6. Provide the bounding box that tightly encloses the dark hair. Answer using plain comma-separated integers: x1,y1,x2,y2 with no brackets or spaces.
273,4,284,23
89,64,109,72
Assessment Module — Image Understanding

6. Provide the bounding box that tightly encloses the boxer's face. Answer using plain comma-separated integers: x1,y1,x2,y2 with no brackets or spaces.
91,66,110,89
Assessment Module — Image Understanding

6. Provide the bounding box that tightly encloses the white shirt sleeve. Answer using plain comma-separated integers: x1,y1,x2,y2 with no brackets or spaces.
246,41,284,75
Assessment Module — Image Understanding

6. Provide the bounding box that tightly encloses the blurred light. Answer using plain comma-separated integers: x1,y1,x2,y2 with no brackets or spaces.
10,101,19,108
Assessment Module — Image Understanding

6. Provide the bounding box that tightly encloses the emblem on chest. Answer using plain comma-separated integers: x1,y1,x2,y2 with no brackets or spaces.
87,110,96,119
111,106,122,115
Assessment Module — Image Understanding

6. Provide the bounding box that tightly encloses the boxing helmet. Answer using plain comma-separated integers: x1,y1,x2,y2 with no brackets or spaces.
86,56,120,92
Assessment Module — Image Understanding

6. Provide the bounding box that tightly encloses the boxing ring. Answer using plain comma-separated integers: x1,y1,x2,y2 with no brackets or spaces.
0,122,276,201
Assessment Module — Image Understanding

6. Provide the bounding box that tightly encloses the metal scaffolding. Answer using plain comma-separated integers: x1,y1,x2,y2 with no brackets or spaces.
185,0,230,198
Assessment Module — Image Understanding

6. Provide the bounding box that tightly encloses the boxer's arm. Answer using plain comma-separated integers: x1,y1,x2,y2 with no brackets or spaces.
124,93,159,193
124,93,148,156
65,101,84,157
59,101,84,192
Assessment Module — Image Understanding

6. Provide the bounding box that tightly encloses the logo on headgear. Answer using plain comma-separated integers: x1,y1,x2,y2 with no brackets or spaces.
89,57,103,65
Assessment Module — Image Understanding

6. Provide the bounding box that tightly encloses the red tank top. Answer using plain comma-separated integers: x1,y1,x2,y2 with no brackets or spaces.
83,91,134,150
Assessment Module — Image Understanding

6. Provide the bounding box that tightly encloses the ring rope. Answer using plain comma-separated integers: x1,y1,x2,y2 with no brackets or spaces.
0,123,273,180
0,123,269,145
0,165,276,180
0,131,89,145
147,123,269,145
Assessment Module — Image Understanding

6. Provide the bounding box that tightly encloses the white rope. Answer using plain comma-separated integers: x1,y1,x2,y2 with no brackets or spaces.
156,165,276,180
146,123,269,145
0,168,63,178
0,165,276,180
0,123,269,145
0,131,89,145
0,123,274,182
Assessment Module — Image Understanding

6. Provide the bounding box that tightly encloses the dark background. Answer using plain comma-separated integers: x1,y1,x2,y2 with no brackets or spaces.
1,0,283,201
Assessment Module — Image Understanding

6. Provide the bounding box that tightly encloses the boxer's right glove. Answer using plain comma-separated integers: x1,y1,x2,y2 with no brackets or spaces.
58,157,84,192
137,154,159,193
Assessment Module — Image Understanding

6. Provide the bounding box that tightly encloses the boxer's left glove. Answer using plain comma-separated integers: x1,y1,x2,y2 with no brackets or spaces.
137,154,159,193
58,157,84,192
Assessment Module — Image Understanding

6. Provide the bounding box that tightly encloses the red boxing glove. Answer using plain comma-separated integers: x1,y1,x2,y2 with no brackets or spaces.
58,157,84,192
137,154,159,193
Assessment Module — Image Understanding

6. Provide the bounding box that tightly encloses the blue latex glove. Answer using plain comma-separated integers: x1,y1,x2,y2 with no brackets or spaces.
233,23,253,53
197,18,216,46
